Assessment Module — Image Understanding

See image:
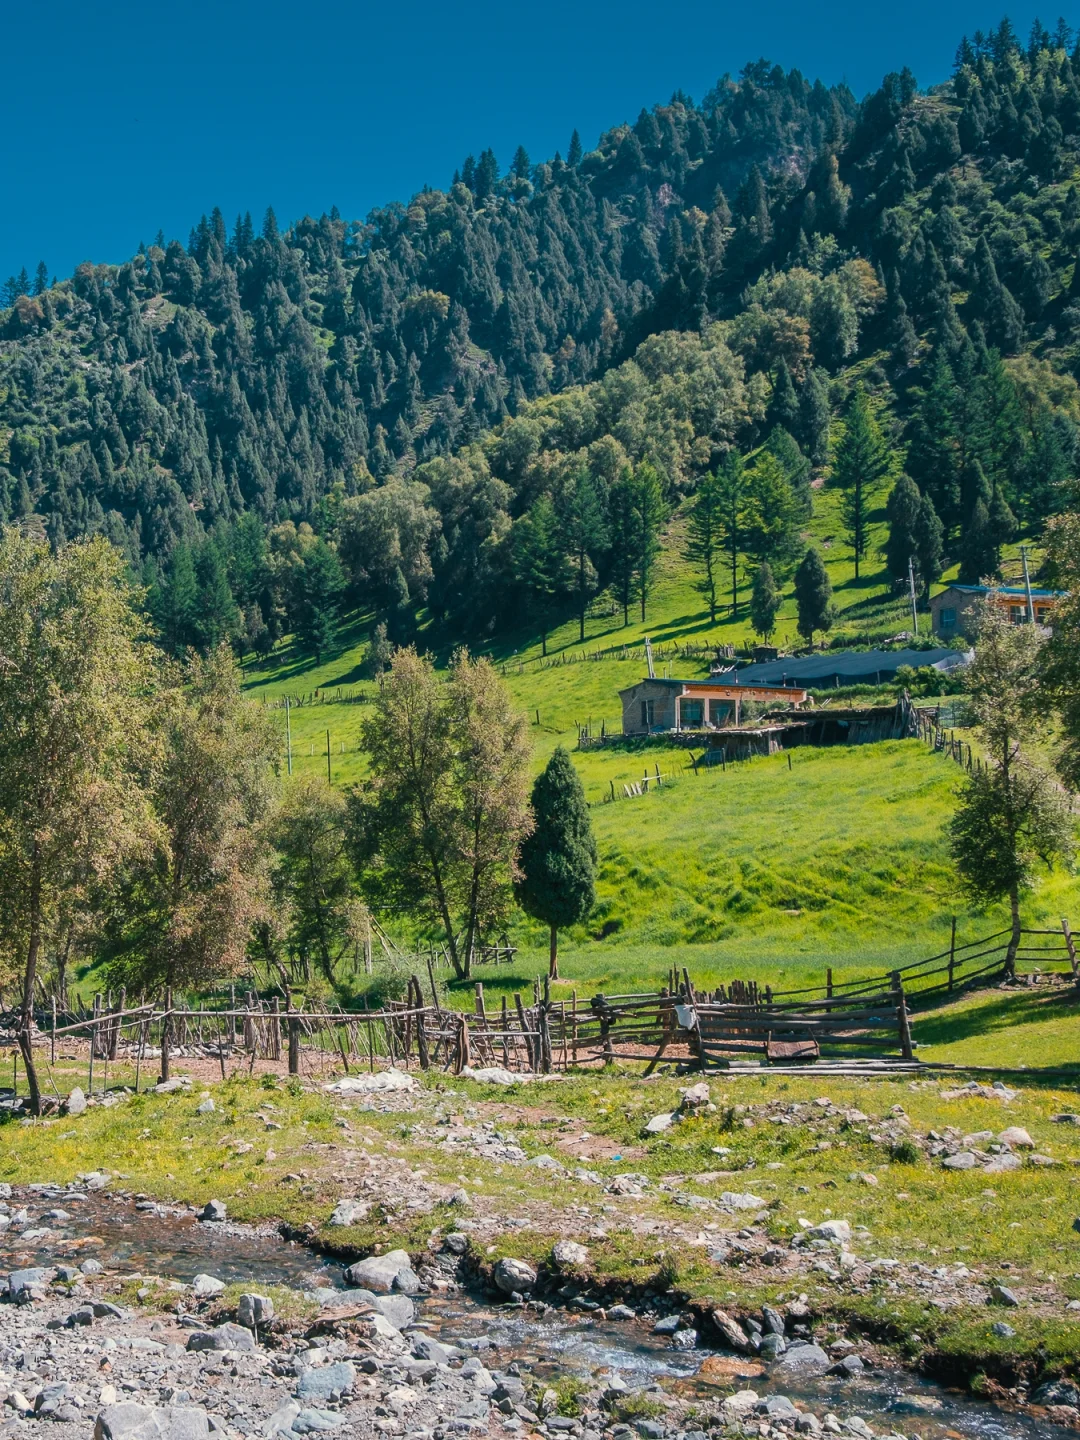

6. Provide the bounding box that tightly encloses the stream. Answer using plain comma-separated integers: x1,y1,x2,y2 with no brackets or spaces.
0,1187,1073,1440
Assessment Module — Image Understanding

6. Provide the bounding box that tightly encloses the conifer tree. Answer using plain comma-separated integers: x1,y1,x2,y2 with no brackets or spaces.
714,451,751,618
295,539,344,662
833,386,891,579
794,546,833,642
798,368,831,465
513,495,562,654
567,130,583,166
750,562,782,640
914,494,945,597
560,467,609,642
516,746,596,980
686,469,724,621
158,543,199,654
608,469,637,627
631,461,664,622
885,474,922,583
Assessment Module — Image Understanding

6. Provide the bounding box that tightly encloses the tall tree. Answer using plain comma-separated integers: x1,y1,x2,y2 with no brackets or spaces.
794,546,833,642
950,599,1072,970
913,493,945,597
157,544,198,655
97,646,279,1078
608,468,638,626
750,562,782,640
832,386,891,579
686,469,724,622
744,450,802,575
1041,500,1080,788
560,467,609,642
512,494,562,654
631,461,665,621
294,539,344,662
517,747,597,980
884,474,922,583
0,531,156,1113
714,451,751,618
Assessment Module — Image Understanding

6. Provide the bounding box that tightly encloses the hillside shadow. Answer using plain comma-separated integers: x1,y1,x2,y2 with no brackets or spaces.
911,987,1080,1059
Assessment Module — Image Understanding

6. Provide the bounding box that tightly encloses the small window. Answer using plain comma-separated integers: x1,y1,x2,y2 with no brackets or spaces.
709,698,732,727
1036,605,1050,623
939,607,956,629
681,699,704,728
640,699,655,729
1009,604,1025,625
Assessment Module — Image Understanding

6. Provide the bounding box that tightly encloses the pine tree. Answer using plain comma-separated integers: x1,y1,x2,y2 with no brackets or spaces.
567,130,583,166
631,461,664,622
194,542,240,651
32,262,48,297
885,474,922,583
914,494,945,597
516,746,597,980
608,469,637,627
798,368,831,465
745,451,802,576
560,467,609,642
295,539,344,662
750,563,782,640
513,495,562,654
158,543,199,654
833,386,891,579
794,546,833,643
714,452,751,618
768,360,800,432
686,469,724,621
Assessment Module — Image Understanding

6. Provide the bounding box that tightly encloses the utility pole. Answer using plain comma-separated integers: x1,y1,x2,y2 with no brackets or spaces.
326,728,332,784
285,697,292,776
907,556,919,637
1020,544,1035,624
645,636,655,679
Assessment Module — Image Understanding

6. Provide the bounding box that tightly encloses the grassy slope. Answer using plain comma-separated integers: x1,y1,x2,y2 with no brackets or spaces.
240,488,1076,999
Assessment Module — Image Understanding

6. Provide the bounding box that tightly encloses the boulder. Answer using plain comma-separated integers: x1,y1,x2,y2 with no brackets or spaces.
198,1200,226,1223
94,1404,209,1440
7,1266,54,1297
196,1098,215,1115
185,1322,256,1353
774,1343,831,1376
324,1070,415,1094
81,1258,104,1275
411,1335,456,1363
190,1274,224,1299
989,1284,1020,1307
295,1361,356,1402
551,1240,589,1269
645,1113,675,1134
66,1087,87,1116
343,1249,415,1293
1032,1380,1080,1408
292,1410,345,1434
942,1152,978,1171
757,1397,799,1419
719,1191,765,1211
236,1293,274,1328
492,1257,537,1294
710,1308,752,1353
720,1391,759,1419
762,1304,785,1336
328,1199,369,1227
803,1219,851,1244
998,1126,1034,1149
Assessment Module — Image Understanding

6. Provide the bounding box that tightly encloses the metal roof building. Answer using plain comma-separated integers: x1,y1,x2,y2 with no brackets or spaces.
730,646,969,689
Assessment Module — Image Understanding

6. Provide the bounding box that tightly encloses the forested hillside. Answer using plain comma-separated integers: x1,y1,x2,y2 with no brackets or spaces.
3,17,1080,654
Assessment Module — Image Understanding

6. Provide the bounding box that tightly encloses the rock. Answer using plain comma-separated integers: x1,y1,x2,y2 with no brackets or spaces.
774,1343,830,1376
671,1328,697,1350
449,1187,471,1207
81,1258,104,1275
652,1315,681,1334
295,1361,356,1402
989,1284,1019,1307
66,1087,87,1116
292,1409,345,1434
762,1304,785,1336
552,1240,589,1269
185,1323,256,1353
324,1069,416,1093
998,1126,1034,1148
804,1219,851,1244
373,1293,415,1328
633,1422,664,1440
236,1293,274,1328
93,1301,125,1318
328,1199,369,1227
991,1322,1016,1337
759,1334,786,1360
608,1304,636,1320
1032,1380,1080,1408
7,1266,53,1297
828,1355,864,1377
645,1113,674,1134
94,1403,209,1439
710,1308,752,1353
719,1191,766,1211
493,1257,537,1294
720,1391,759,1419
983,1154,1022,1173
757,1397,798,1419
191,1274,225,1298
411,1335,455,1363
154,1078,191,1094
942,1152,978,1170
1051,1113,1080,1125
196,1098,215,1114
264,1402,302,1437
343,1249,415,1293
459,1066,527,1085
198,1200,226,1223
679,1081,711,1109
443,1232,469,1255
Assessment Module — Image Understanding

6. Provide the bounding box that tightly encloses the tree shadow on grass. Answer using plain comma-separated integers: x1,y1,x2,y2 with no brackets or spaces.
911,986,1080,1068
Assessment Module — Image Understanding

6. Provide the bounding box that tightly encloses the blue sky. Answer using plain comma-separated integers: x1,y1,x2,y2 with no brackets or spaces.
0,1,1054,282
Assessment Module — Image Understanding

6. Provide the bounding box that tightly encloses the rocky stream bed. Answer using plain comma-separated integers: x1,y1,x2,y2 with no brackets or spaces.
0,1181,1076,1440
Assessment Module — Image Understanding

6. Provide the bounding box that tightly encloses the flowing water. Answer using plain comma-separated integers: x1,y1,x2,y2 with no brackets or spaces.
0,1189,1072,1440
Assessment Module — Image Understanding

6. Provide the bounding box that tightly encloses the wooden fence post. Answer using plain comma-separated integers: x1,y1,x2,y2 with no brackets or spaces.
891,971,914,1061
288,1014,301,1076
160,988,172,1084
948,915,957,991
1063,917,1078,980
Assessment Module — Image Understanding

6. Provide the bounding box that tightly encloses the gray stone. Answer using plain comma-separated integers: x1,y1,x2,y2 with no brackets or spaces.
652,1315,681,1334
991,1322,1016,1338
710,1308,752,1353
81,1258,104,1275
552,1240,589,1269
942,1152,978,1171
374,1293,415,1328
756,1397,798,1419
607,1304,636,1320
493,1257,537,1294
774,1343,831,1376
411,1335,455,1363
198,1200,226,1223
998,1126,1033,1149
759,1334,786,1360
671,1328,697,1350
762,1304,786,1336
35,1383,71,1416
328,1198,369,1227
645,1113,674,1134
93,1301,125,1318
292,1410,345,1434
7,1266,53,1297
196,1098,215,1114
295,1361,356,1402
1032,1380,1080,1407
191,1274,224,1299
343,1248,413,1293
443,1232,469,1255
803,1219,851,1244
185,1323,256,1353
828,1355,864,1377
989,1284,1020,1307
719,1191,765,1211
94,1403,209,1440
65,1088,87,1116
633,1422,665,1440
236,1293,274,1328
